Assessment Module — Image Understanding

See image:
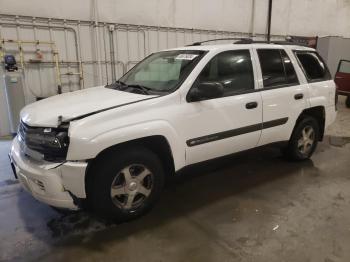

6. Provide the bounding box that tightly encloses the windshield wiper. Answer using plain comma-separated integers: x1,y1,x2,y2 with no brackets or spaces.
106,81,151,94
106,80,128,90
127,84,151,94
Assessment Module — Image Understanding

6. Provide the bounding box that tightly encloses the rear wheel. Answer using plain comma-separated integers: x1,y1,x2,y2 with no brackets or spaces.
89,146,164,221
283,116,320,161
346,96,350,108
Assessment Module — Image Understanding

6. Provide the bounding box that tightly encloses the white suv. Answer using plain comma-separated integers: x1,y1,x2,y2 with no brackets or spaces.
9,41,337,221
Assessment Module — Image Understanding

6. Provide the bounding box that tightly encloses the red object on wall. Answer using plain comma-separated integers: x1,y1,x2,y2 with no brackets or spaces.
335,60,350,95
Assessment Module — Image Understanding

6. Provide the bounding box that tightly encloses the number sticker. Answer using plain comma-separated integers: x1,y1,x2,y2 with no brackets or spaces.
175,54,199,60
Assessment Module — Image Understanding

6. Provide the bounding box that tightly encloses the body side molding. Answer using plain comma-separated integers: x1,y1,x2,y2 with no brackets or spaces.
186,117,288,147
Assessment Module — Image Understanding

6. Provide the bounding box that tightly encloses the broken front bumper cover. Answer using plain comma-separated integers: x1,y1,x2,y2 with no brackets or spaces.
9,136,87,210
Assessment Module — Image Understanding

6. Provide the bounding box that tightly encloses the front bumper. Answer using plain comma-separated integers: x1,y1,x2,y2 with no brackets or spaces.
9,136,87,210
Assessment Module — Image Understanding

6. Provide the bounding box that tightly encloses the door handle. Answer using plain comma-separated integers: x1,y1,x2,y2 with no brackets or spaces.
294,93,304,100
246,101,258,109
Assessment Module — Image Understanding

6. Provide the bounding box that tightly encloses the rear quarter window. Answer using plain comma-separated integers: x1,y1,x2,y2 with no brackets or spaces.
294,51,331,82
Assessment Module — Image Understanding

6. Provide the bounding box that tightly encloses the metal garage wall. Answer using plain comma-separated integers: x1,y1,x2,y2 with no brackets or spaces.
0,14,286,136
0,14,278,102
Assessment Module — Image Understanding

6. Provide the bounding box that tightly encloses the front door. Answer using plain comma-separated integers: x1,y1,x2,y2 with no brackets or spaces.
179,49,263,165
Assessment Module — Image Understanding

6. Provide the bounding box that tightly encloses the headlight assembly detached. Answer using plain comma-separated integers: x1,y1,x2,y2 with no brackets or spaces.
18,122,70,161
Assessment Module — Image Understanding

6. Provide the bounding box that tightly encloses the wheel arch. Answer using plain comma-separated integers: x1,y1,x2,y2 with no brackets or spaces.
295,106,326,141
85,135,176,202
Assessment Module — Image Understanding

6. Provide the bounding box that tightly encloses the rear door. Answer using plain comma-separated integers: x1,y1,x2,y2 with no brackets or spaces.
254,48,309,146
335,60,350,95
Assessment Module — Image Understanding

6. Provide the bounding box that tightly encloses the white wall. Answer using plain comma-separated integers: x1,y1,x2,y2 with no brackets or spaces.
0,0,349,37
0,0,349,136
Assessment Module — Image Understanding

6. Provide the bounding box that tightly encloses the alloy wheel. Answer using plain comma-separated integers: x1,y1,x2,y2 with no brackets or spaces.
110,164,153,211
297,125,315,155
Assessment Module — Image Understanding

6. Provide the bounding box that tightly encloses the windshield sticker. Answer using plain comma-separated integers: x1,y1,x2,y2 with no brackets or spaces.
175,54,199,60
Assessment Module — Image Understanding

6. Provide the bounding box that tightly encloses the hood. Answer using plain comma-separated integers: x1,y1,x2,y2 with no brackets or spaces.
21,86,156,127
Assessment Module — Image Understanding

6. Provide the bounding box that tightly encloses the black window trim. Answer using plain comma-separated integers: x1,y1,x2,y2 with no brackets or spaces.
256,48,300,90
337,59,350,73
186,49,256,102
293,50,332,83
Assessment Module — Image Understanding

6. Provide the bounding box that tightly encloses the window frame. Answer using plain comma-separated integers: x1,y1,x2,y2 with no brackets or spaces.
186,49,257,102
256,48,300,90
119,50,209,94
293,50,332,83
337,59,350,74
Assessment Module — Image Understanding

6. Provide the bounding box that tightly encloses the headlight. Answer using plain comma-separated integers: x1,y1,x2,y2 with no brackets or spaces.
19,122,69,161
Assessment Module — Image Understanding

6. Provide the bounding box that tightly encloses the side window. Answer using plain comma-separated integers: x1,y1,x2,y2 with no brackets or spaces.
338,60,350,74
257,49,298,88
197,50,254,96
295,51,331,82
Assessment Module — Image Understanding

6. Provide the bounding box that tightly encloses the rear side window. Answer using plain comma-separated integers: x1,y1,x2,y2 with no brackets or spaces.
294,51,331,82
257,49,299,88
338,60,350,74
197,49,254,96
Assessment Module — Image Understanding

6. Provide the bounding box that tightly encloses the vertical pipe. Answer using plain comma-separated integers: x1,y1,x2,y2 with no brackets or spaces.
166,28,169,48
93,0,103,85
250,0,256,37
156,27,160,51
126,27,130,70
102,23,109,84
267,0,273,43
136,26,140,61
109,25,116,82
32,17,44,97
175,29,178,47
147,29,151,55
63,19,72,91
47,18,56,94
115,26,120,77
76,21,85,89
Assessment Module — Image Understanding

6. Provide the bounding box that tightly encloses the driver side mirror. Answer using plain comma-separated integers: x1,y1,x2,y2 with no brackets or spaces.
188,81,224,102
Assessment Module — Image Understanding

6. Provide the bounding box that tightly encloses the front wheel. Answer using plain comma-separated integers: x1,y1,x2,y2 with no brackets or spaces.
88,146,165,221
283,116,320,161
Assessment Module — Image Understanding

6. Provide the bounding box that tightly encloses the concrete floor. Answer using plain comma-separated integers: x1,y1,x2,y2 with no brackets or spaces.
0,98,349,262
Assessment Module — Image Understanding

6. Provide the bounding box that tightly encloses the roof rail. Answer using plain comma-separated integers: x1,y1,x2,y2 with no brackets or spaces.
187,37,244,46
234,39,310,47
186,37,311,47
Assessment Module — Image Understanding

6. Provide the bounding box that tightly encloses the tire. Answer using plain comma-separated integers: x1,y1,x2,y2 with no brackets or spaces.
346,96,350,108
88,146,165,221
283,116,320,161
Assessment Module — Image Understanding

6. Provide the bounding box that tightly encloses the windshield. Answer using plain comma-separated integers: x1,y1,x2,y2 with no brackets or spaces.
116,50,207,94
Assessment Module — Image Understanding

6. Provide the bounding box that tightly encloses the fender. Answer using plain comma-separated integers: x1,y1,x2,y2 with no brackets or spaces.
67,120,185,171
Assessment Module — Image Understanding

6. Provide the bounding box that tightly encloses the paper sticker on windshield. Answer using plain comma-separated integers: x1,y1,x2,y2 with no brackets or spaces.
175,54,199,60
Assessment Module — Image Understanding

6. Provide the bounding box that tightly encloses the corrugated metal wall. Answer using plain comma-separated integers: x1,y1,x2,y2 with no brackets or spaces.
0,14,285,100
0,13,284,136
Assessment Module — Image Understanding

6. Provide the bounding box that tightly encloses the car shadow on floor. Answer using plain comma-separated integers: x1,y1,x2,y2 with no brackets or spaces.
16,145,318,252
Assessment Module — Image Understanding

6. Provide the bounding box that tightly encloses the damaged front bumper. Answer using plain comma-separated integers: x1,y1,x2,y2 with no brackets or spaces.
9,136,87,210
